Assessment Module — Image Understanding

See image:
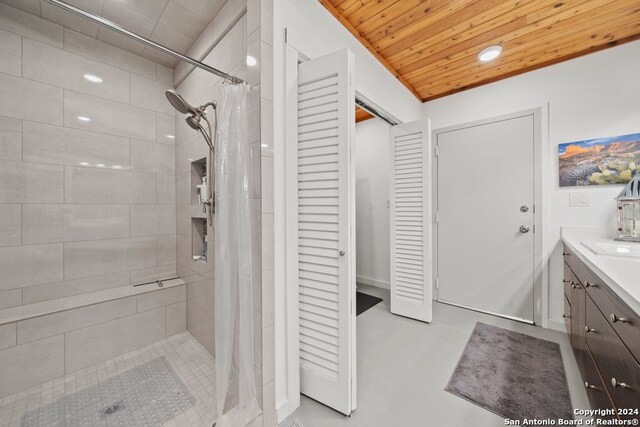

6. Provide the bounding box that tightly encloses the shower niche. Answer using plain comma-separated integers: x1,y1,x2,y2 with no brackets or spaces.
191,157,210,263
192,218,208,262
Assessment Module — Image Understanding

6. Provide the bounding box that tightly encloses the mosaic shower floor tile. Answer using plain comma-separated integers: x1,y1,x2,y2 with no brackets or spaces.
0,332,216,427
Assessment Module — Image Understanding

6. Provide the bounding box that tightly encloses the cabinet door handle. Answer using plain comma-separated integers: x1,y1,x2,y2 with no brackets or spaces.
610,313,629,324
563,252,570,256
572,283,580,289
585,326,596,333
611,378,631,389
563,279,571,284
585,382,599,390
585,282,598,288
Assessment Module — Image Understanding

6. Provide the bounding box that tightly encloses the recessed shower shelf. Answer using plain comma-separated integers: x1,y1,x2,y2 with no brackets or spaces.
0,277,185,326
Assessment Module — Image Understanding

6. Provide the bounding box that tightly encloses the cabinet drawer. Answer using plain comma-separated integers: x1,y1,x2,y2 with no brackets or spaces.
564,296,571,337
580,265,640,364
563,244,583,282
563,262,576,299
583,348,616,417
585,295,640,411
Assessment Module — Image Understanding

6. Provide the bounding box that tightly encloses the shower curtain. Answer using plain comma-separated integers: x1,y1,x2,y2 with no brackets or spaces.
214,82,260,426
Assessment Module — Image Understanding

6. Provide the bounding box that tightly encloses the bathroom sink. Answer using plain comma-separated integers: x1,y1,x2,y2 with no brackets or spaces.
582,240,640,258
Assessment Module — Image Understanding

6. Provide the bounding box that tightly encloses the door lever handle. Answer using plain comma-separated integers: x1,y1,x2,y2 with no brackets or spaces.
519,225,530,233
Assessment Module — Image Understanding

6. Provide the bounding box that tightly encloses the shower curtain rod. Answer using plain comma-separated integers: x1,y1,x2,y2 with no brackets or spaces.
44,0,245,84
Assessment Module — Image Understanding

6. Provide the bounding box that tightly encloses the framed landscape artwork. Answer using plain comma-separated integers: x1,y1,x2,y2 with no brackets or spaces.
558,132,640,187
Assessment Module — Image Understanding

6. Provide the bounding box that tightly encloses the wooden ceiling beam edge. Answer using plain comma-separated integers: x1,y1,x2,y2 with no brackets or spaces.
318,0,424,102
422,32,640,101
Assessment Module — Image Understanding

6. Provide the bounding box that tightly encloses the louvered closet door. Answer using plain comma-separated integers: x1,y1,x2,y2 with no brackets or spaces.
297,49,356,415
389,121,432,322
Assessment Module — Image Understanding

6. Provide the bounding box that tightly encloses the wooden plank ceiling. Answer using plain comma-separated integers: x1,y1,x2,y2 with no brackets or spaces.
320,0,640,101
355,107,374,122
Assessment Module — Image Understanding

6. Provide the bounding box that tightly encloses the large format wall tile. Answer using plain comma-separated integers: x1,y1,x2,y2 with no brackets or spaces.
0,244,63,290
0,323,16,350
0,28,21,76
157,234,177,265
22,204,129,244
166,301,187,336
22,271,131,304
157,174,177,205
17,296,137,344
0,116,22,162
0,204,21,247
0,289,22,310
0,335,64,399
63,28,156,80
23,122,130,169
0,2,63,48
137,285,186,312
64,237,156,279
64,307,165,373
0,73,63,125
131,205,176,237
65,166,156,205
23,39,130,103
64,91,156,141
0,161,64,204
130,264,177,284
130,74,175,115
131,139,175,174
39,1,100,39
156,112,176,145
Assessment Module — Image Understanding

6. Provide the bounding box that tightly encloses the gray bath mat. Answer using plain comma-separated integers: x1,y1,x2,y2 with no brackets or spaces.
22,357,195,427
445,323,573,422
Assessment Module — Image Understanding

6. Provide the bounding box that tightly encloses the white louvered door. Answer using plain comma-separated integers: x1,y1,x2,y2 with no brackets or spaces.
297,49,356,415
389,121,432,322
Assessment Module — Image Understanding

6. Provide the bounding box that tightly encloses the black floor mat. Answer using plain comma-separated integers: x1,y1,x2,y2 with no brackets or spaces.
356,292,383,316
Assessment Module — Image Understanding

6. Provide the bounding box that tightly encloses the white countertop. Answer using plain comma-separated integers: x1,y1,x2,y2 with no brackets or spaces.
561,227,640,315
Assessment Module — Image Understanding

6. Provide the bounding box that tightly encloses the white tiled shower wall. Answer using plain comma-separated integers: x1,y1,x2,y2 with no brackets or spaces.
0,2,183,399
0,3,177,306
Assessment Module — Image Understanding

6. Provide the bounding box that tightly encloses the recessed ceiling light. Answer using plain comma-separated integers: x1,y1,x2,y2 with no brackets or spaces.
165,134,175,139
84,74,103,83
80,162,89,166
96,164,105,167
478,45,502,62
246,55,257,67
112,165,123,169
77,116,91,122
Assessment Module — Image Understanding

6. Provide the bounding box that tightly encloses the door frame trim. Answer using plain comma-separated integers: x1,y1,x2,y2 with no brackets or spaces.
431,107,545,326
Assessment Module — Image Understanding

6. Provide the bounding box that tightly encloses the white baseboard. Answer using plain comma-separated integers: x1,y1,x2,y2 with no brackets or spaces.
547,319,566,333
356,275,390,290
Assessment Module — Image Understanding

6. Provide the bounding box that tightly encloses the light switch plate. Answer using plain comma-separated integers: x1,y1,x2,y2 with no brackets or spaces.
569,192,589,207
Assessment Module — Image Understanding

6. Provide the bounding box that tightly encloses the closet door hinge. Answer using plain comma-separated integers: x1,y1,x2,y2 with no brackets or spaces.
435,212,439,223
436,278,439,289
435,145,439,157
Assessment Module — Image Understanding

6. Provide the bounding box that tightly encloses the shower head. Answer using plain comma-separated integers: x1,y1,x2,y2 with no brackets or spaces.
165,89,196,115
185,115,201,131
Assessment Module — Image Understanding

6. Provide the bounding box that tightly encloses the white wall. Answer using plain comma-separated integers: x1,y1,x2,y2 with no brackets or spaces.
272,0,423,420
423,40,640,329
356,118,391,289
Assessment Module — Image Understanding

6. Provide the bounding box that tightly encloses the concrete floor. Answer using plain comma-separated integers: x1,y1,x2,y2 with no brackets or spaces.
280,283,590,427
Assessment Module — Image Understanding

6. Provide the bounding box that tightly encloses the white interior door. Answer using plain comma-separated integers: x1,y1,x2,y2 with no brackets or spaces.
389,121,433,322
296,49,356,415
436,112,536,323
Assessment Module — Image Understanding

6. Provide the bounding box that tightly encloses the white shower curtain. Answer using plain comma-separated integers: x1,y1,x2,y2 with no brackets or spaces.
214,82,260,426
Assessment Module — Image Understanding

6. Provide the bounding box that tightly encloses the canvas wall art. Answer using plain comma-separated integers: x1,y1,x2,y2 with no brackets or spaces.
558,132,640,187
